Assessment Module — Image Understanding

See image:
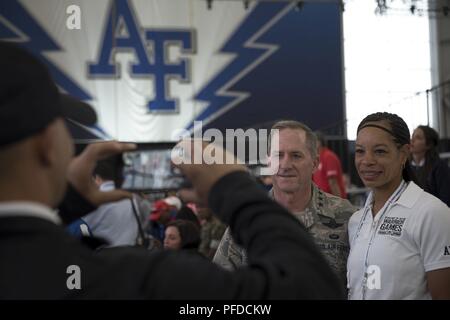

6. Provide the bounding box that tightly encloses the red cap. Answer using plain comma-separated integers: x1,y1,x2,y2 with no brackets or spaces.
150,200,170,221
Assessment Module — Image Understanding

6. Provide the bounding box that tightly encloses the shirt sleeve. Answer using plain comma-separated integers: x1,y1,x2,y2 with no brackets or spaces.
347,209,364,248
412,197,450,272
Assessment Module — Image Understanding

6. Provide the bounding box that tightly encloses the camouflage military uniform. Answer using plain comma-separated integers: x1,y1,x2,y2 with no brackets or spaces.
213,184,357,284
199,216,227,259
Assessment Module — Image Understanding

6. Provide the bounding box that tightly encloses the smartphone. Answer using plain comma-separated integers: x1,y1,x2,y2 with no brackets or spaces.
121,143,187,192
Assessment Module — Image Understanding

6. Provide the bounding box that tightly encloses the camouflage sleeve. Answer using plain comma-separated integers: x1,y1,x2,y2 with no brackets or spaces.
209,220,227,250
340,200,359,219
198,225,210,257
318,194,358,287
325,194,358,220
212,227,248,271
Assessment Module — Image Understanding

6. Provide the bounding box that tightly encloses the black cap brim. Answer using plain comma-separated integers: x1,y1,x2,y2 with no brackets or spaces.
60,94,97,127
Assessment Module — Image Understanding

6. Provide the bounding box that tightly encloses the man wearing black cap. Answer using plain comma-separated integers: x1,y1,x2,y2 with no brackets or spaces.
0,41,344,299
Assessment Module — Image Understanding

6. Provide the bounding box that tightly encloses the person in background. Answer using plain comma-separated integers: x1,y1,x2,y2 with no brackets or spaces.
82,157,139,247
260,175,273,190
147,195,183,243
410,125,450,206
343,173,368,208
313,131,347,199
347,112,450,299
147,199,172,245
175,204,201,228
176,187,225,258
197,207,226,259
164,220,201,253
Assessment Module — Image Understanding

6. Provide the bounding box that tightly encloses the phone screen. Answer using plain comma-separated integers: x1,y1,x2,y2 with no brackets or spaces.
121,145,186,192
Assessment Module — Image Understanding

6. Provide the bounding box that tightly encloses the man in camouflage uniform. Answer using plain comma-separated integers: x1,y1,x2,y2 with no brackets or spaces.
197,207,227,259
213,120,357,286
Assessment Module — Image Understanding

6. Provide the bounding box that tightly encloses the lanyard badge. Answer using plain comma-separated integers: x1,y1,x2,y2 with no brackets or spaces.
351,180,408,299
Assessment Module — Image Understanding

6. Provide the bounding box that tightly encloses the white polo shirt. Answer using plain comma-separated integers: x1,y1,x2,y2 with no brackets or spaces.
347,181,450,300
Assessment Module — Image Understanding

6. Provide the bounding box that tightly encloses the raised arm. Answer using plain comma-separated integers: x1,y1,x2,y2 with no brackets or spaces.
142,141,345,299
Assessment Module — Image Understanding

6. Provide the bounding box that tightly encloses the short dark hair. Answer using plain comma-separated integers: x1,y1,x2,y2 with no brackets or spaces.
175,206,201,228
93,155,124,187
270,120,317,158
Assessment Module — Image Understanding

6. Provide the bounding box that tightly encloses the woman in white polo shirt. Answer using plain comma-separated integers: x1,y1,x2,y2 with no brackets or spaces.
347,112,450,300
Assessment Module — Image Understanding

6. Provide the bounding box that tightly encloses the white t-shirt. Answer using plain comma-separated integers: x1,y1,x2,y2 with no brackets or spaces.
83,181,139,247
347,181,450,300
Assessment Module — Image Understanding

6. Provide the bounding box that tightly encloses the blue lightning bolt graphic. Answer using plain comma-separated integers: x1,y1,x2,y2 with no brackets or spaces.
189,2,294,130
0,0,91,100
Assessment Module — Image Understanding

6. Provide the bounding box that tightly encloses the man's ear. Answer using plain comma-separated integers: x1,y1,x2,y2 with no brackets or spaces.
32,122,57,168
312,153,320,172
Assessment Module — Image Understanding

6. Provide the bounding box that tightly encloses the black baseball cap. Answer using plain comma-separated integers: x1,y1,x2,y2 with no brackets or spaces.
0,41,97,147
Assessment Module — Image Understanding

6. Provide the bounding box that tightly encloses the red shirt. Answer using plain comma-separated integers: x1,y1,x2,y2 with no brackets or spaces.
313,147,346,198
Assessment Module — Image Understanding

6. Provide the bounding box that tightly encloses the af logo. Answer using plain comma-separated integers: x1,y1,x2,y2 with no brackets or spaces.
88,0,195,113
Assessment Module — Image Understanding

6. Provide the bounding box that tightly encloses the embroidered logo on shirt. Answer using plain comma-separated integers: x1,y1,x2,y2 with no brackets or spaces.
329,233,340,240
294,210,315,229
378,217,406,237
320,217,343,229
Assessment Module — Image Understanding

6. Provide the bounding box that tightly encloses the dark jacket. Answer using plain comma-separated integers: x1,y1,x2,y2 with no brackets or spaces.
413,159,450,207
0,172,344,299
427,159,450,207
